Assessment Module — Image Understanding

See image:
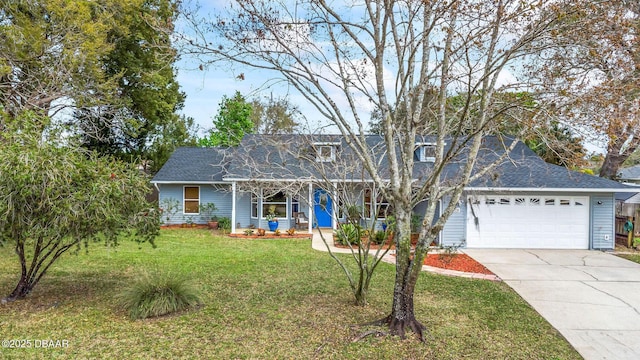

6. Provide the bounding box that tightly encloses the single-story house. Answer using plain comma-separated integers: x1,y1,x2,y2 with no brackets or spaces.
152,134,637,250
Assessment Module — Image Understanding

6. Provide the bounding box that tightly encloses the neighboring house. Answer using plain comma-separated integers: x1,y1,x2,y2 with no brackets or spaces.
152,134,637,250
618,165,640,184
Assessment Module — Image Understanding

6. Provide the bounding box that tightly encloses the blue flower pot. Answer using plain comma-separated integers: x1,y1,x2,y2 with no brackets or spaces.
268,220,278,231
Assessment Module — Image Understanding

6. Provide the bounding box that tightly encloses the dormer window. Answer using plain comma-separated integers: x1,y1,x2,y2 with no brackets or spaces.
416,143,436,162
314,142,338,162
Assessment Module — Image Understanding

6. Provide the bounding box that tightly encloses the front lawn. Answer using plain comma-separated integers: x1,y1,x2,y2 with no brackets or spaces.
0,229,580,359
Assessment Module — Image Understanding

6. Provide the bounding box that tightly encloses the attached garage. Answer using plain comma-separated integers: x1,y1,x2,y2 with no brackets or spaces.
466,195,590,249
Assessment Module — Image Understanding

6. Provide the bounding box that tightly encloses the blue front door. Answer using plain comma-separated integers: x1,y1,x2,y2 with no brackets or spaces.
313,189,332,228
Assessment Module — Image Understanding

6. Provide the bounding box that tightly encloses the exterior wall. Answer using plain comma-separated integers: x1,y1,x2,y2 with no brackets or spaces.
411,199,445,245
440,197,467,247
591,193,615,250
235,191,252,228
158,183,232,225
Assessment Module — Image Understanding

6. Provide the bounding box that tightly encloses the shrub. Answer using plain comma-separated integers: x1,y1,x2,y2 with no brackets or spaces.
119,273,201,320
410,214,423,233
335,223,361,245
372,230,387,245
218,217,231,233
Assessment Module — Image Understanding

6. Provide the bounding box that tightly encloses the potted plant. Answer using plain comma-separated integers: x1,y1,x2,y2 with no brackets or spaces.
208,215,219,230
186,216,195,227
266,213,279,231
200,203,218,229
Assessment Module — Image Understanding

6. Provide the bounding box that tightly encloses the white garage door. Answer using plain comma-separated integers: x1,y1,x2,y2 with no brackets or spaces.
466,195,590,249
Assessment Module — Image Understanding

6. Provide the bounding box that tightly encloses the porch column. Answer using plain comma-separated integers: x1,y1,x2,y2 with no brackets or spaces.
308,182,313,234
231,182,237,233
332,183,338,230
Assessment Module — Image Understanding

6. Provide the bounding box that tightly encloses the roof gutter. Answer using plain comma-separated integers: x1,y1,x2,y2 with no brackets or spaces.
150,181,229,185
222,177,377,183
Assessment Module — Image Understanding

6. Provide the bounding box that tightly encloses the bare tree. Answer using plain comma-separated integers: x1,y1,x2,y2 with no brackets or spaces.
225,133,393,306
534,0,640,178
180,0,578,340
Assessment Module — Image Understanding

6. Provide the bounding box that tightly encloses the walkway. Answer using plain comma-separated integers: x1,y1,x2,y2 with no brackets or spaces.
310,229,499,280
464,249,640,360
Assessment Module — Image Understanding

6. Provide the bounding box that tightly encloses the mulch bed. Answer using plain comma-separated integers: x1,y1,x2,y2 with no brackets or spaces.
161,224,210,229
423,254,494,275
388,253,495,275
228,233,311,239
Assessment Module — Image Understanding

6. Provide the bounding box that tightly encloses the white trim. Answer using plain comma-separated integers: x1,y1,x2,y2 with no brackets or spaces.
308,183,313,233
183,185,200,215
416,143,436,162
313,141,341,146
231,182,237,233
315,145,336,162
152,181,228,185
222,178,314,182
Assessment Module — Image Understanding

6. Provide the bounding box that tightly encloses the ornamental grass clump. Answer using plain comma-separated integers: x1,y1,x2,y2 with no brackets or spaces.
119,272,201,320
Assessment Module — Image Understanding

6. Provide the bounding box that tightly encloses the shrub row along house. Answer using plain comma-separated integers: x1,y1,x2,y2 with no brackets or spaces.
152,134,636,249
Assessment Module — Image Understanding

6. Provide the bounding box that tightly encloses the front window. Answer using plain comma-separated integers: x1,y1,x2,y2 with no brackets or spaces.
376,193,391,219
364,188,373,219
262,191,287,218
184,186,200,214
363,188,391,219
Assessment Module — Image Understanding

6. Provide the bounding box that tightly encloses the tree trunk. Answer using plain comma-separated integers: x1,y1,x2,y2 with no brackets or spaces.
2,274,32,303
372,211,427,340
600,152,626,179
600,132,640,179
386,278,425,340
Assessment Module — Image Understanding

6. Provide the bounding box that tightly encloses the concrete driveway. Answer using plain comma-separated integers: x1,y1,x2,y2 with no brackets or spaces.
463,249,640,360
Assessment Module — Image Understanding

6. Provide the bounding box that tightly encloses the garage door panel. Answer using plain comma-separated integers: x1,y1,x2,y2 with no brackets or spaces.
466,195,589,249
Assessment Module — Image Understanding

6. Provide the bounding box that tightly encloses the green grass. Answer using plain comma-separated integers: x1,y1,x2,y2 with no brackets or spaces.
0,229,580,359
618,253,640,264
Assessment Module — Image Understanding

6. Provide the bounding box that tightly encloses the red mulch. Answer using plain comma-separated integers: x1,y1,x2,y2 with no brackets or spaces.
228,233,311,239
424,254,494,275
161,224,209,229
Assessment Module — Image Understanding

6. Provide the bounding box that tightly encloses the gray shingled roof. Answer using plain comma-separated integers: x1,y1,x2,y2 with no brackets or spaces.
618,165,640,181
152,147,229,182
153,135,633,191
